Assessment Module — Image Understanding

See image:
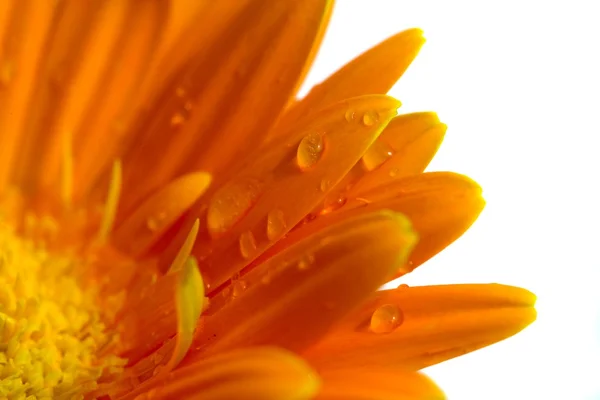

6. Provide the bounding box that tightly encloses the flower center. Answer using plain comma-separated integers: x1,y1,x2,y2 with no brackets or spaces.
0,218,126,399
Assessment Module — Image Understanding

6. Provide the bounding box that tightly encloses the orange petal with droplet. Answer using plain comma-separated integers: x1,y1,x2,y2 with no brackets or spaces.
252,172,483,279
122,348,320,400
113,172,211,257
311,112,445,216
271,28,424,138
116,0,334,217
304,284,536,371
189,95,399,292
316,367,446,400
186,211,417,361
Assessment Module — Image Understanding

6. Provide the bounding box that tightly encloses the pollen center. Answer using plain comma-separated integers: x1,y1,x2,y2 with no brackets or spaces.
0,219,126,399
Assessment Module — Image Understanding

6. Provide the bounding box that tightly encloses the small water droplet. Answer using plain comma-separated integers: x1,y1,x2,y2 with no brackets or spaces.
207,178,263,237
389,168,399,177
362,141,394,171
261,271,273,285
344,109,356,122
362,110,379,126
184,101,193,111
221,286,232,298
322,194,347,214
320,179,331,193
297,131,324,170
297,253,315,270
232,280,247,298
238,230,257,259
370,304,404,333
170,112,185,126
266,209,287,241
397,283,409,289
146,212,167,232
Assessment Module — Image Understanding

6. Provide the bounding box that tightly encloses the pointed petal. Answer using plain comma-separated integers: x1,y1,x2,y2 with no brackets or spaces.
186,211,417,362
271,28,424,138
317,368,445,400
116,0,334,216
257,172,483,279
112,172,211,257
304,284,536,371
124,348,320,400
183,95,399,292
312,112,445,216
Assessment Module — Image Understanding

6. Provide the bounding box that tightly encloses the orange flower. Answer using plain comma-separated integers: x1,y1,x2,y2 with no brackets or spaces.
0,1,535,399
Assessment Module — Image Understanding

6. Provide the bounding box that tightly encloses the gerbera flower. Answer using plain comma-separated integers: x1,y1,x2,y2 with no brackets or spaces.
0,1,536,399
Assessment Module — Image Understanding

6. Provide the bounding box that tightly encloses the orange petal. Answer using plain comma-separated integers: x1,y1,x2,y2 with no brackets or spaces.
185,210,417,362
312,112,445,216
122,347,320,400
254,172,483,279
182,95,399,292
317,367,446,400
112,172,211,257
116,0,334,217
271,28,425,139
304,284,537,371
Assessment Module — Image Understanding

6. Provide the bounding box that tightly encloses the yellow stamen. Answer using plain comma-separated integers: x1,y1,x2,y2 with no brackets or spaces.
97,159,122,243
0,220,127,398
167,218,199,275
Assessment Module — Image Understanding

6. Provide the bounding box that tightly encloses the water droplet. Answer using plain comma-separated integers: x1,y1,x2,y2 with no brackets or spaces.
207,178,263,237
261,271,273,285
170,112,185,126
344,109,356,122
322,194,347,214
397,283,409,289
232,280,247,298
184,101,193,111
320,179,331,193
266,209,287,241
297,132,324,170
146,212,167,232
370,304,404,333
221,286,232,298
297,253,315,270
238,230,257,259
362,141,394,171
362,110,379,126
389,168,399,177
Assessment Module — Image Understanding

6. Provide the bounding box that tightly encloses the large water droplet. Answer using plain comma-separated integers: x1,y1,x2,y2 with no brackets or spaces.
370,304,404,333
297,132,324,170
266,209,287,241
362,141,394,171
239,230,257,259
362,110,379,127
207,178,262,237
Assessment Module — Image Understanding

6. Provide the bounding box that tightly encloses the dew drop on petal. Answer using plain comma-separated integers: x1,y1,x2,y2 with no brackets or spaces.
362,141,394,171
297,253,315,270
370,304,404,333
397,283,409,289
362,110,379,127
297,131,324,170
344,109,356,122
232,280,247,298
207,178,263,237
320,179,331,193
238,230,257,259
170,112,186,126
266,209,287,241
389,168,399,177
146,212,166,232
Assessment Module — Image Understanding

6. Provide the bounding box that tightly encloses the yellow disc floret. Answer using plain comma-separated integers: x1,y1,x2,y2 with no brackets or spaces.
0,219,126,400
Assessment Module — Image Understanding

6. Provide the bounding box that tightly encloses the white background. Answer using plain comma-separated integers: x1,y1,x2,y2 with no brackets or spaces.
300,1,600,399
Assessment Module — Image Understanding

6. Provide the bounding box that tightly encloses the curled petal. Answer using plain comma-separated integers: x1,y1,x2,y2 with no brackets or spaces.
304,284,537,371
